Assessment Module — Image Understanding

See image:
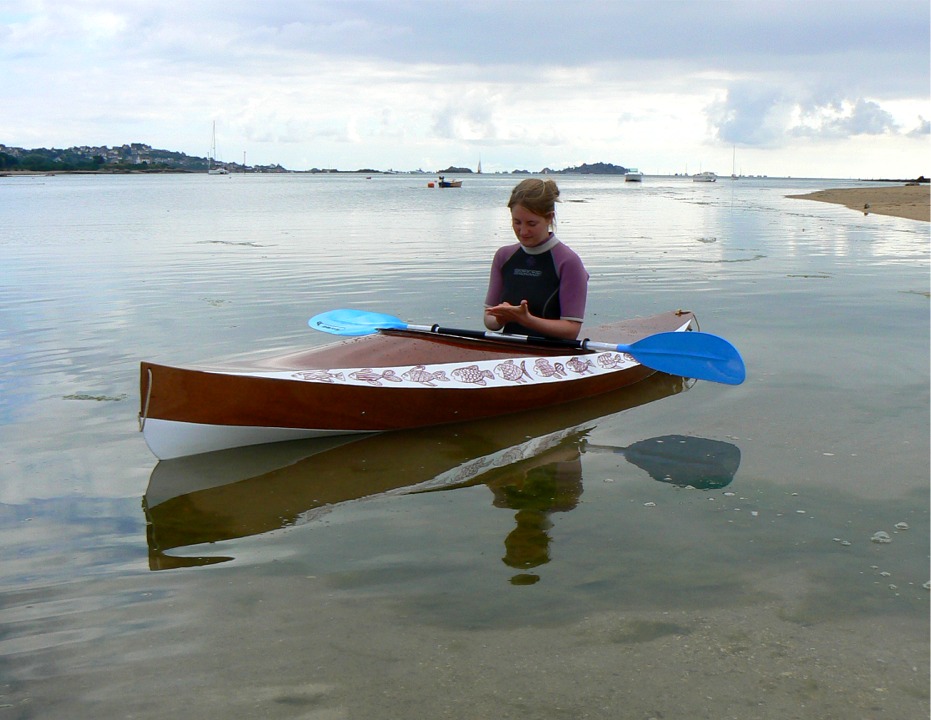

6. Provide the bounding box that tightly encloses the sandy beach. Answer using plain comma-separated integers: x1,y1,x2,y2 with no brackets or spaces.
787,184,930,222
16,570,924,720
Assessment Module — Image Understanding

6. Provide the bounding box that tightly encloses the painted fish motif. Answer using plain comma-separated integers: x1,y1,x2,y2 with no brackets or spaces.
448,456,494,483
533,358,566,378
349,368,403,386
494,359,531,383
500,447,527,464
566,357,595,375
402,365,450,387
451,364,495,386
292,370,345,383
596,353,631,369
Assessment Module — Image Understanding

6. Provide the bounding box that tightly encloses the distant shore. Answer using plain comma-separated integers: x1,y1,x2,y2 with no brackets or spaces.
5,168,930,223
787,184,930,222
0,168,198,176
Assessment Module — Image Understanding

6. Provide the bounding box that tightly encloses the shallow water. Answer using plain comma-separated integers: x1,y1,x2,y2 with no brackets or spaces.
0,172,928,719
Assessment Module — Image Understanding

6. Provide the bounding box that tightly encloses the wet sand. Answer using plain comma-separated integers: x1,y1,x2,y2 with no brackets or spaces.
8,569,927,720
788,184,930,221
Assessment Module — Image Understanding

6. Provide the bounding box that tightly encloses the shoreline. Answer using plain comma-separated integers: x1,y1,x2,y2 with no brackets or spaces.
787,184,930,222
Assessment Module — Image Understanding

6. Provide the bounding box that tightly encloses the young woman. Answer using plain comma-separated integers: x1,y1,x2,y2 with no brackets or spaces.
484,178,589,340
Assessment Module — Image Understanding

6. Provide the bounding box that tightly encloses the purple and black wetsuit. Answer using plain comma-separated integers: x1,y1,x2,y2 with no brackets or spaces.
484,234,589,336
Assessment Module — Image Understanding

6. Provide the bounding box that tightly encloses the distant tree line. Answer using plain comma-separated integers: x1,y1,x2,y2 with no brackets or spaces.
554,162,630,174
0,147,184,172
510,162,631,175
0,150,104,171
0,143,293,173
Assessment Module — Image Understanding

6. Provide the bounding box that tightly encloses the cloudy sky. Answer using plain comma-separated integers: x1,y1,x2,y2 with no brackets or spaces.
2,0,928,178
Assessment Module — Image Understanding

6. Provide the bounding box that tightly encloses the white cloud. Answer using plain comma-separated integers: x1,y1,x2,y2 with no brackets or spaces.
908,116,931,137
707,84,795,148
791,98,900,138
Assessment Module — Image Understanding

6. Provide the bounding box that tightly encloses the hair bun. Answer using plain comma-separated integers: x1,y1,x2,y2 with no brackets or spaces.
508,178,560,217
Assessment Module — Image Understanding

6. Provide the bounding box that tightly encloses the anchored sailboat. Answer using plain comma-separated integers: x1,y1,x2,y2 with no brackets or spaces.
208,121,229,175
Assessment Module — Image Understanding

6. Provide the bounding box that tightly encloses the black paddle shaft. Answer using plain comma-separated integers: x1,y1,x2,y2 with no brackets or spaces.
427,325,589,351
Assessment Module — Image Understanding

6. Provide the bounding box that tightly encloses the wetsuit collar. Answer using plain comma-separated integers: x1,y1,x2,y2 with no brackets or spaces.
520,234,559,255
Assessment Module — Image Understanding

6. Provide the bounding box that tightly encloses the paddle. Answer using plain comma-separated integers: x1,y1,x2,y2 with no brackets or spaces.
308,309,746,385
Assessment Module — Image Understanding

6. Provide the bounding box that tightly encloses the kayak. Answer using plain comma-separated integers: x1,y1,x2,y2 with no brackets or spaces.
139,310,698,460
139,311,701,460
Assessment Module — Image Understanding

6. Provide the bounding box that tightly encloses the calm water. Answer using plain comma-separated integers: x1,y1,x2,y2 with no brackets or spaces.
0,172,928,719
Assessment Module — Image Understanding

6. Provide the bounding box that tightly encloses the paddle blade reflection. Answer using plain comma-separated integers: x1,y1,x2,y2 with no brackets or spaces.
582,435,741,490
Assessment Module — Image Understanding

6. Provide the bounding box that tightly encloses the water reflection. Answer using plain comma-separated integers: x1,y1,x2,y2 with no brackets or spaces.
483,440,584,585
143,372,740,572
459,433,741,585
582,435,741,489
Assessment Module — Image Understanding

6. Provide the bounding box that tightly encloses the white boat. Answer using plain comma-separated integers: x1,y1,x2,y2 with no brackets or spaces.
692,171,717,183
207,121,229,175
625,168,643,182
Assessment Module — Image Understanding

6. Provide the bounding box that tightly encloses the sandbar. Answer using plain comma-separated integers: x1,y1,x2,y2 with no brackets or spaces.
788,184,929,222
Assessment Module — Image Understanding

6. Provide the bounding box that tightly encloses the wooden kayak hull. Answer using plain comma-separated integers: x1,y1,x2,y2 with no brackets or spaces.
139,311,695,459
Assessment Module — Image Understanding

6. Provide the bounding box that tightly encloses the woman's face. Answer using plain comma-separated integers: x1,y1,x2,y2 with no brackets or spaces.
510,204,553,248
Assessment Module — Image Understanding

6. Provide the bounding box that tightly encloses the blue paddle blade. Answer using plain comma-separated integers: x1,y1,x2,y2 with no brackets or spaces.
308,309,409,336
621,332,746,385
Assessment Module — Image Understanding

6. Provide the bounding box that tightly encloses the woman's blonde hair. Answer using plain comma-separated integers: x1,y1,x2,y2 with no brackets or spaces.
507,178,560,221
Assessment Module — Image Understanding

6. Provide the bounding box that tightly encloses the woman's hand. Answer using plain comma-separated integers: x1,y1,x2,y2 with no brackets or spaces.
485,300,531,327
484,300,581,340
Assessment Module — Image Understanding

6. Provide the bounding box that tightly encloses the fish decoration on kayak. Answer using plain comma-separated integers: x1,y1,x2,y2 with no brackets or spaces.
238,351,635,389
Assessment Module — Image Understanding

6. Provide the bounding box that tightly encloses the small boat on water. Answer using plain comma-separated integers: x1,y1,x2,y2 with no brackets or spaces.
207,121,229,175
692,171,717,183
437,175,462,188
625,168,643,182
139,310,743,460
